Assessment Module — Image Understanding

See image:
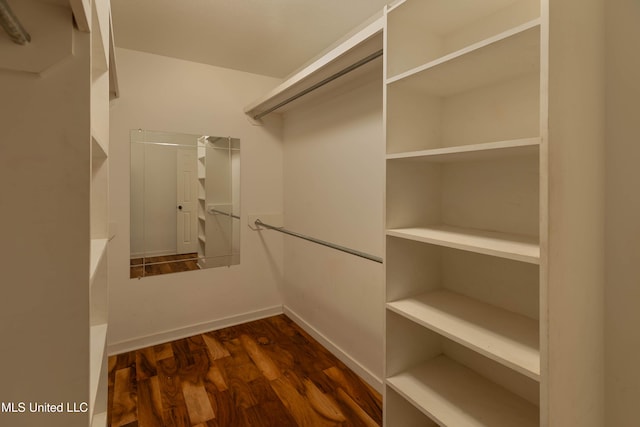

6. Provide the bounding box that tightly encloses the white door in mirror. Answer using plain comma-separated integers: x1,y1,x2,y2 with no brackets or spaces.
176,148,198,254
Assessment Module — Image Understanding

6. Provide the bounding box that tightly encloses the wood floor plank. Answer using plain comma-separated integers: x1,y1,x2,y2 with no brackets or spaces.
219,338,262,384
304,371,373,427
179,349,210,386
240,334,281,381
270,371,341,427
162,405,191,427
112,368,138,427
240,401,298,427
324,366,382,425
156,357,190,427
181,380,215,424
192,422,220,427
108,357,117,427
264,317,338,376
187,334,207,352
108,355,118,385
303,377,347,422
202,333,231,360
208,390,242,427
204,360,228,392
172,338,195,369
246,376,279,404
220,376,259,410
136,377,163,427
336,388,380,427
135,347,157,381
109,314,382,427
154,342,174,361
213,340,261,410
115,352,137,371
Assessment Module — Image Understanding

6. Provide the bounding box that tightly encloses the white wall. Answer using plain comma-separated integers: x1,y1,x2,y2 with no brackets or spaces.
108,48,285,351
605,0,640,424
281,70,385,388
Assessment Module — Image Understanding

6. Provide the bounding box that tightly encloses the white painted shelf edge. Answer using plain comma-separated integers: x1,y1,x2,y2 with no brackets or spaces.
386,18,541,85
91,133,108,159
386,226,540,264
244,16,383,118
108,16,119,99
387,290,540,380
89,323,108,420
91,411,107,427
385,0,407,14
89,1,109,74
89,238,108,285
386,355,539,427
69,0,91,32
386,137,540,162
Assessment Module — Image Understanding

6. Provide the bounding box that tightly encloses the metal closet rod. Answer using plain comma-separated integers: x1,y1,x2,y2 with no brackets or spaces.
253,49,384,121
254,219,383,264
0,0,30,45
209,208,240,220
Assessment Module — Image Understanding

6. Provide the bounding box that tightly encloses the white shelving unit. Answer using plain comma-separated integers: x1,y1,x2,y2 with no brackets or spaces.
87,0,117,424
197,139,207,268
1,0,117,425
384,0,543,425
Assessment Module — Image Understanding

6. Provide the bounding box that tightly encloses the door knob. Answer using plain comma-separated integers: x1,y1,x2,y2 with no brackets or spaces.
178,205,183,210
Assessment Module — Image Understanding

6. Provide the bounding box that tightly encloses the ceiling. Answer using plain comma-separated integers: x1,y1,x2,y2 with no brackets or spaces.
110,0,392,79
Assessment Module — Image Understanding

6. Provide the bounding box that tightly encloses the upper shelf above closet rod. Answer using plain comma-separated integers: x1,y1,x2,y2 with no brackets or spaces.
244,15,383,121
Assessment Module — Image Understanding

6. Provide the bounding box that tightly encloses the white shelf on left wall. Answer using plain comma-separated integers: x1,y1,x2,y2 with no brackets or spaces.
89,238,108,286
89,323,108,417
91,411,107,427
88,0,118,425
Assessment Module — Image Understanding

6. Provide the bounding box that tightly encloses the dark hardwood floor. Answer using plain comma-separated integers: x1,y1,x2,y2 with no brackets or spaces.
108,314,382,427
130,253,200,278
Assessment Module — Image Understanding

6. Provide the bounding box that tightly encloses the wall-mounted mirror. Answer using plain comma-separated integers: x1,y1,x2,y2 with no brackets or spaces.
130,129,240,278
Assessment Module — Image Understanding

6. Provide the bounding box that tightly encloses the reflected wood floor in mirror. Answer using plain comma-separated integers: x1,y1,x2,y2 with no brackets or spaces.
108,314,382,427
130,253,200,278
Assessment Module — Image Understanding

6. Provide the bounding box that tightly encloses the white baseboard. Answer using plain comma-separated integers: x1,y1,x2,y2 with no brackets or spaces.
283,305,383,393
107,305,284,356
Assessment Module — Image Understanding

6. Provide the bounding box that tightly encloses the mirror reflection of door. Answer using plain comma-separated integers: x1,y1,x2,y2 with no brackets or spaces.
130,129,241,279
176,148,198,254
